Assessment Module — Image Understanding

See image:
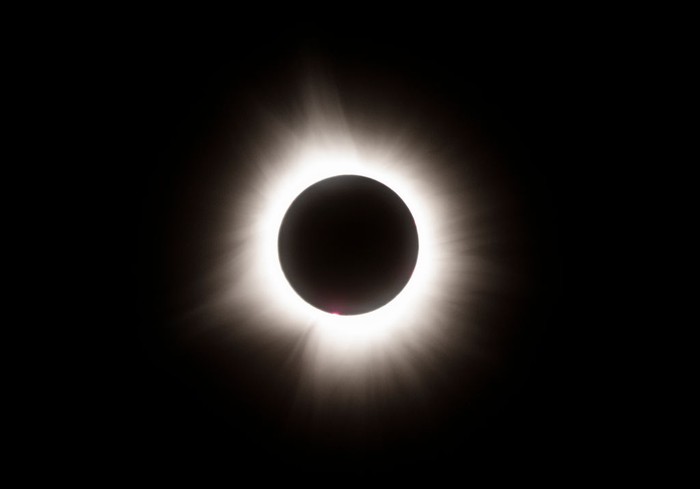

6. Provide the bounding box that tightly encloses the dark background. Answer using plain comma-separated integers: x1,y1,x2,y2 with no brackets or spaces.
68,16,633,478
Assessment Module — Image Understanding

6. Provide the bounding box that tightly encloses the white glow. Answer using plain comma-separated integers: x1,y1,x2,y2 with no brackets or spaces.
188,70,510,408
219,122,475,394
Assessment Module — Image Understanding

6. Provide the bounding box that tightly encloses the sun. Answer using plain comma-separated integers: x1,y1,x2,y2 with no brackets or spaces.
171,69,513,409
216,117,476,392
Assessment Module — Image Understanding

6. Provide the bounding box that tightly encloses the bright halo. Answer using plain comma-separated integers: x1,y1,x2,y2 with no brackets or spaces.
221,120,475,390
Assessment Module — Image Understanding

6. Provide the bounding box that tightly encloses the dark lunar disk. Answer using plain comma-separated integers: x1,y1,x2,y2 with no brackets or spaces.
278,175,419,315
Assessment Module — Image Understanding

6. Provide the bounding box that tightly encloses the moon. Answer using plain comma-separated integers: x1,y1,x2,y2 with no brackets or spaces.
278,175,419,316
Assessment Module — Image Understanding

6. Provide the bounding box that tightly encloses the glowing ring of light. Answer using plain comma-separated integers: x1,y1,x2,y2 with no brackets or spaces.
225,127,471,384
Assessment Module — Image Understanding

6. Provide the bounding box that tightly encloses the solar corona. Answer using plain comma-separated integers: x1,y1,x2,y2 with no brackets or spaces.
213,114,480,400
182,71,524,416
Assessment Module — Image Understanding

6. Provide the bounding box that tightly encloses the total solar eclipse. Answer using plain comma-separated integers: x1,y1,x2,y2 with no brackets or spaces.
163,64,537,449
278,175,419,316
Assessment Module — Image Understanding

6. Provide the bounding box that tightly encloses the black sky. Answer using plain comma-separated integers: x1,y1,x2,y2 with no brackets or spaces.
70,16,629,479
